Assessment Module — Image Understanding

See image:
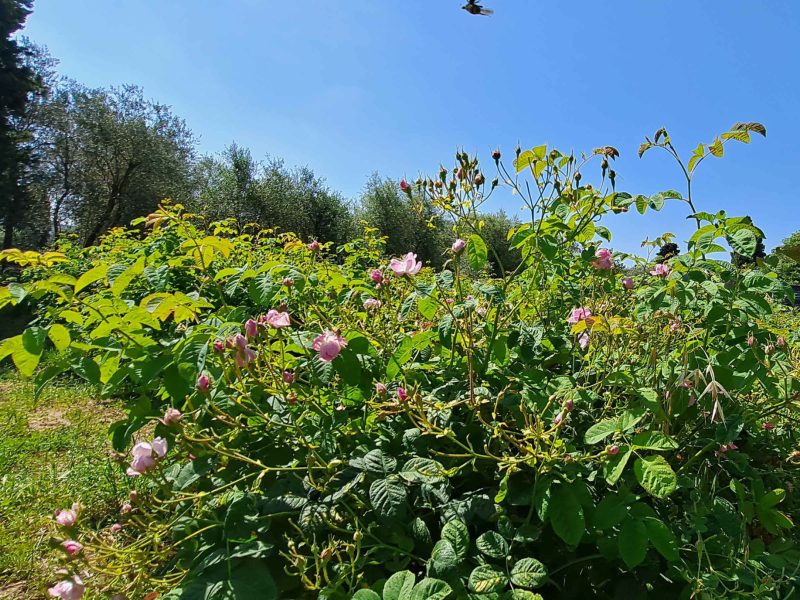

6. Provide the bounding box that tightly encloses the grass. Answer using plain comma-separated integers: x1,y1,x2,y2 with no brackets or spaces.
0,371,127,599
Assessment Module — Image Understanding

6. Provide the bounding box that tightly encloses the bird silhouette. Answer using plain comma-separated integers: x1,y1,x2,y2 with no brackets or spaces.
462,1,494,16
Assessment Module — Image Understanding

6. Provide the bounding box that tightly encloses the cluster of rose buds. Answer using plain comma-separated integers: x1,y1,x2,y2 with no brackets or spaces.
49,503,85,598
126,437,168,476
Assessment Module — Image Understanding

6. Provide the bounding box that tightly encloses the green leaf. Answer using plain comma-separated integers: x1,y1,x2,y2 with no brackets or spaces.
110,256,145,296
631,431,678,451
643,517,679,561
353,590,381,600
468,565,508,593
549,485,584,545
48,324,71,352
467,235,488,272
504,592,544,600
386,336,414,380
619,518,648,569
441,519,470,560
584,418,617,444
594,493,629,530
383,571,416,600
728,228,757,256
369,477,407,518
431,539,460,571
476,531,508,559
410,578,451,600
363,449,397,475
759,489,786,509
74,263,108,293
603,446,631,486
418,295,438,320
634,456,677,499
510,558,548,589
399,458,446,485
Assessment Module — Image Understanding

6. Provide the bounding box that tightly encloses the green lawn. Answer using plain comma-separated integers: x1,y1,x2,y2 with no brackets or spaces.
0,372,126,599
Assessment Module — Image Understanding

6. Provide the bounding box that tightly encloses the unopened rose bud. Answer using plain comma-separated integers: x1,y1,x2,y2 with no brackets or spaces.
399,179,409,192
763,421,775,431
554,412,563,426
375,382,387,395
747,335,755,347
397,387,408,402
196,374,210,393
492,148,501,161
622,277,634,290
608,445,619,456
213,339,224,353
245,319,258,338
475,173,485,185
283,277,293,288
129,490,138,502
62,540,83,555
163,407,182,426
564,399,574,412
451,238,467,254
283,371,295,384
370,269,383,283
308,240,321,251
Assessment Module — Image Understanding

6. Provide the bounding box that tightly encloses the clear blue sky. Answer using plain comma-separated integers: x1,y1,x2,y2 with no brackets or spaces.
21,1,800,254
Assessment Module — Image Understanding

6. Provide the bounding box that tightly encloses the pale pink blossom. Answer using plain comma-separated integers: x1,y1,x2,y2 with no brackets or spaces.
622,277,634,290
244,319,259,338
235,347,257,367
578,332,590,350
110,523,122,533
152,437,168,458
567,307,593,325
389,252,422,277
650,263,671,278
62,540,83,555
55,508,78,527
48,576,85,600
592,248,613,270
375,382,387,395
363,298,382,311
262,309,291,329
231,333,248,350
313,331,348,362
163,407,183,425
451,238,467,254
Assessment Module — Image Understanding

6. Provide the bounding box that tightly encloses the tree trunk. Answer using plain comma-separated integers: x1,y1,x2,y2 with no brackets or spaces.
2,217,13,249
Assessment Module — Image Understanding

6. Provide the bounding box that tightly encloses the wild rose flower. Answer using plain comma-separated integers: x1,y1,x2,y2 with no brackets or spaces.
567,307,592,325
451,238,467,254
262,309,291,329
55,508,78,527
196,374,210,393
231,333,248,351
110,523,122,533
163,407,183,425
375,382,387,395
650,263,671,278
244,319,259,338
313,331,347,362
670,317,682,333
397,387,408,402
578,332,590,351
399,179,409,192
390,252,422,277
283,370,295,384
235,347,257,367
763,421,775,431
592,248,613,270
622,277,634,290
607,445,620,456
308,240,321,251
369,269,383,283
363,298,382,311
127,443,156,476
62,540,83,555
152,437,168,458
48,576,84,600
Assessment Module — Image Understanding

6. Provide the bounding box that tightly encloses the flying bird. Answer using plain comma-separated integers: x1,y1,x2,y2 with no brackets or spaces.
462,1,494,16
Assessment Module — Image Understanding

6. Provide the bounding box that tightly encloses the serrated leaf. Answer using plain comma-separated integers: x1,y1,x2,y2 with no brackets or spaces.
353,590,381,600
431,539,460,571
369,478,407,518
363,449,398,475
383,571,416,600
619,518,648,569
467,235,488,272
604,446,631,486
411,578,451,600
633,456,677,499
468,565,508,593
584,418,617,444
476,531,508,559
48,323,71,352
631,431,678,451
510,558,547,589
441,519,470,560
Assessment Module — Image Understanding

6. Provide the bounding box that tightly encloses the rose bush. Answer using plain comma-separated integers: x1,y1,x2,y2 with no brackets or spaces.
2,123,799,599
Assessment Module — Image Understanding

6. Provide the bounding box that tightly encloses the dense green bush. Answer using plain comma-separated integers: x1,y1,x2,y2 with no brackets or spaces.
2,123,799,600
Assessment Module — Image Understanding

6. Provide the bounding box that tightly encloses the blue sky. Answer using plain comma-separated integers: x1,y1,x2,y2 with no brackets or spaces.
21,1,800,254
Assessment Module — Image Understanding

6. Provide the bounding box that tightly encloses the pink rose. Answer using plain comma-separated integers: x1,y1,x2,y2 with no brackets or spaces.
369,269,383,283
451,238,467,254
397,387,408,402
152,437,168,458
308,240,321,251
120,502,132,514
363,298,382,311
196,374,210,392
48,576,85,600
399,179,410,192
62,540,83,555
235,347,257,367
312,331,348,362
110,523,122,533
607,445,620,456
262,309,291,329
389,252,422,277
622,277,634,290
231,333,248,350
592,248,613,270
283,370,295,384
244,319,259,338
55,507,78,527
578,332,590,350
127,442,156,476
650,263,671,278
212,339,224,353
163,407,183,425
375,382,387,395
567,307,593,325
